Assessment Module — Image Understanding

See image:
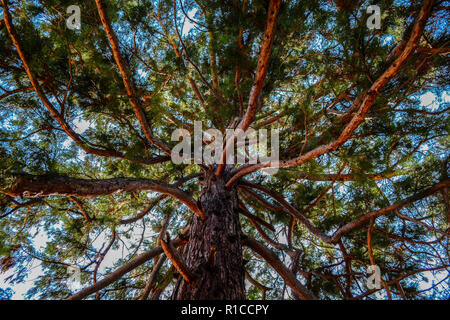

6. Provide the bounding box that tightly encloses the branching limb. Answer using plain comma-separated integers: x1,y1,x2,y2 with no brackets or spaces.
120,195,167,225
67,228,189,300
119,173,201,224
331,179,450,243
95,0,170,154
240,202,288,251
225,0,435,186
1,0,168,166
241,179,450,244
216,0,282,176
242,235,317,300
4,174,203,218
154,12,207,110
240,180,333,243
68,196,91,222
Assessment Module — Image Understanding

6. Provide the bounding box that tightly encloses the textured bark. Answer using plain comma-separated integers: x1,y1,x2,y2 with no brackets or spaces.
175,171,245,299
5,174,203,218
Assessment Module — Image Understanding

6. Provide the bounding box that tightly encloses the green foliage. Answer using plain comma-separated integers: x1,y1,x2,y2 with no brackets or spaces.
0,0,448,300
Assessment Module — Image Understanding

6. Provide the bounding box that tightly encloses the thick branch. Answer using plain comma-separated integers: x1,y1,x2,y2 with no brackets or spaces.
119,173,201,224
226,0,435,185
4,174,203,218
240,181,332,243
245,271,271,299
1,1,167,166
67,230,189,300
1,1,128,160
216,0,281,176
95,0,170,154
161,234,196,283
330,179,450,243
241,179,450,244
242,236,317,300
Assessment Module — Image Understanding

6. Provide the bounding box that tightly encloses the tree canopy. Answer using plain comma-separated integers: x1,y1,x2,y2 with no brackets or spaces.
0,0,449,300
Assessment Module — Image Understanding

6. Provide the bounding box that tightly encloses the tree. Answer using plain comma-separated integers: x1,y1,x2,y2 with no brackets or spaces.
0,0,448,300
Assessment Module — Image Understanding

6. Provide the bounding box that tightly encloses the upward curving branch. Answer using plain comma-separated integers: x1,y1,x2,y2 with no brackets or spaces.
67,230,189,300
1,0,168,166
4,174,203,218
241,179,450,244
225,0,435,186
216,0,282,176
237,0,282,132
95,0,171,155
161,234,196,283
1,0,121,159
242,235,317,300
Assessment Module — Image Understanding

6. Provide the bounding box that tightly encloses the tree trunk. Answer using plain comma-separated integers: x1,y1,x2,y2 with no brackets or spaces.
174,171,245,299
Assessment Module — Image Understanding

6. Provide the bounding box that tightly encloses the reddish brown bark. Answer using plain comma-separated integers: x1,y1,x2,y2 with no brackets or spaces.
5,174,203,218
225,0,435,186
95,0,171,154
175,171,245,299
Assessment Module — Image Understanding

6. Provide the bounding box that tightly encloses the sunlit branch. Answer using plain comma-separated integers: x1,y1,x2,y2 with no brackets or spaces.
161,233,196,283
5,174,203,218
1,0,169,167
225,0,435,186
140,255,167,300
241,179,450,244
216,0,282,176
95,0,171,155
67,229,189,300
242,235,317,300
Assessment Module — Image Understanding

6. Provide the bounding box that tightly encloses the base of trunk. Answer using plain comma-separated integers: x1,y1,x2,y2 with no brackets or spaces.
174,172,245,300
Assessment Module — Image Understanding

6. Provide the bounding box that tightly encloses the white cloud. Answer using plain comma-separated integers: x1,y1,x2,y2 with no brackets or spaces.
419,92,438,110
182,8,198,36
62,137,72,148
73,117,91,134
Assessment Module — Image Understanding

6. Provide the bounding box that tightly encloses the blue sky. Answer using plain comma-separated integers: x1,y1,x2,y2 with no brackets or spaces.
1,89,448,299
1,1,448,300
